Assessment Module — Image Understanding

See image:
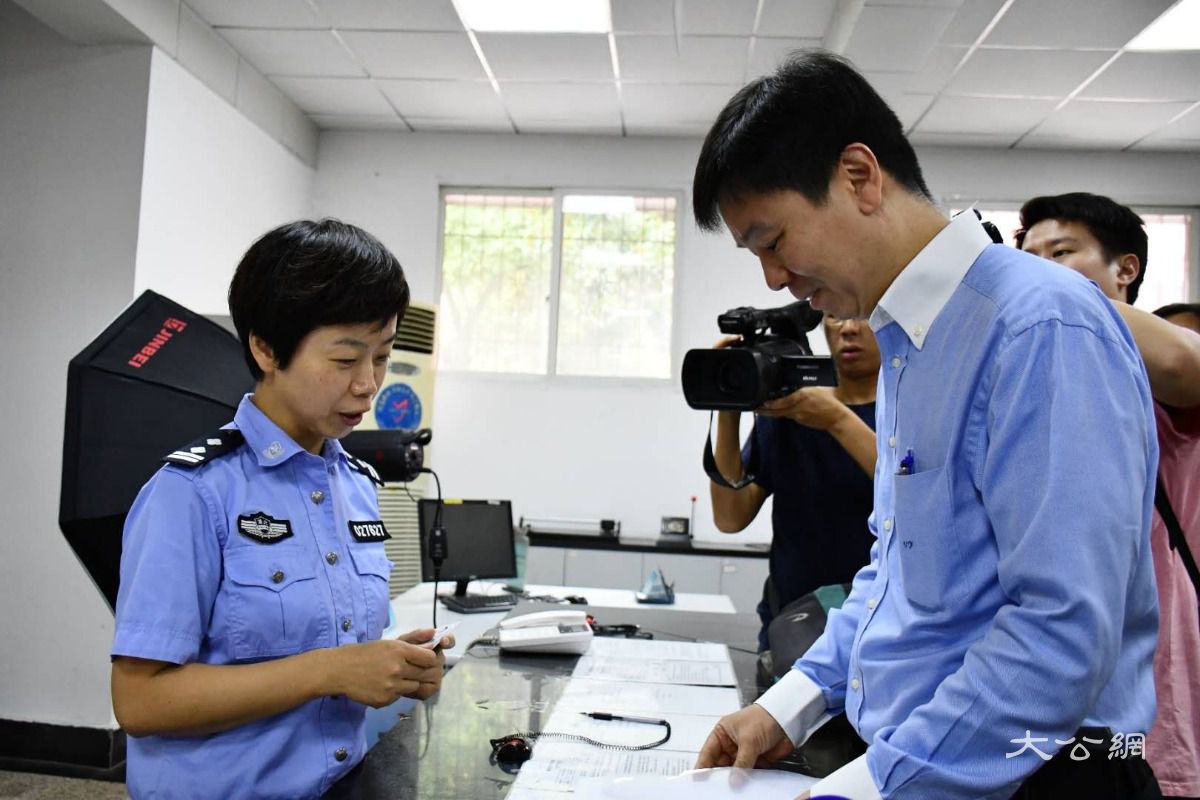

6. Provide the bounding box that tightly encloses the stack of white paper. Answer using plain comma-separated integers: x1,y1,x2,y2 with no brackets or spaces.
504,636,747,797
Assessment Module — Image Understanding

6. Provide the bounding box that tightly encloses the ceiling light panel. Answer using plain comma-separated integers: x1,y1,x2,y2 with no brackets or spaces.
454,0,611,33
984,0,1173,49
316,0,464,31
1127,0,1200,51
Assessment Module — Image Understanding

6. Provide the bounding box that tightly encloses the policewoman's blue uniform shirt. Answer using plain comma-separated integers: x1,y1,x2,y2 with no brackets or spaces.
756,211,1160,799
112,395,393,800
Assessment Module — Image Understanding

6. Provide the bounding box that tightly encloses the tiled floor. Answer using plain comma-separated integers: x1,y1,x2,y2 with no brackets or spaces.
0,770,127,799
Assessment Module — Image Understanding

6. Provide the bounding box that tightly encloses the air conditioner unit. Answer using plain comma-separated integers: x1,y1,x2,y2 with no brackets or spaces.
360,301,437,596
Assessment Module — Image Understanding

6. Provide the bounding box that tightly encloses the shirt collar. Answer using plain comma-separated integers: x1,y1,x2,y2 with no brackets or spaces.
233,394,345,468
868,209,992,349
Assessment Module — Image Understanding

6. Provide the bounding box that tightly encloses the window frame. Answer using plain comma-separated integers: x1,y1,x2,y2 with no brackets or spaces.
434,185,684,385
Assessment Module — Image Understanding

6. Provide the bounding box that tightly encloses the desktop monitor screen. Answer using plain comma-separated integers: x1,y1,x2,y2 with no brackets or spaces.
417,499,517,585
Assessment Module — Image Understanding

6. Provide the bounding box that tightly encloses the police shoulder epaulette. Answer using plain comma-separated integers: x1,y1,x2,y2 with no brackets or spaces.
345,454,385,488
163,429,245,468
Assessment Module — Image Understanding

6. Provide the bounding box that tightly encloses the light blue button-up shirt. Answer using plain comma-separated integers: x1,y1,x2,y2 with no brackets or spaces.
113,395,393,800
757,211,1159,799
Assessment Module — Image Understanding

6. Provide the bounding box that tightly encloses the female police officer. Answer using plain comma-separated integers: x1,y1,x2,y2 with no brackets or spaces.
110,219,452,799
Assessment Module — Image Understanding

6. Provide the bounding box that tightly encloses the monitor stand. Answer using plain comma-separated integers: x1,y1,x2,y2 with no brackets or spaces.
453,579,472,597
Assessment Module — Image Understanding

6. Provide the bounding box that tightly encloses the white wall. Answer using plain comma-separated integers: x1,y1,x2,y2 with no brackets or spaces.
314,132,815,547
135,49,314,315
0,1,151,727
314,132,1200,548
0,3,315,730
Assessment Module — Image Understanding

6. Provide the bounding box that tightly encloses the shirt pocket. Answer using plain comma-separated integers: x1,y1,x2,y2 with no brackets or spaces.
224,546,329,659
348,546,392,641
893,465,964,613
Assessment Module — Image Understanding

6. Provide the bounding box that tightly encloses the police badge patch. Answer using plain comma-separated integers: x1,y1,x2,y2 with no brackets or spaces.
237,512,294,544
348,520,391,543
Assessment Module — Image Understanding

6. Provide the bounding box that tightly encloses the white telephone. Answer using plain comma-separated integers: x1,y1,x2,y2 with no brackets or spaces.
497,609,594,655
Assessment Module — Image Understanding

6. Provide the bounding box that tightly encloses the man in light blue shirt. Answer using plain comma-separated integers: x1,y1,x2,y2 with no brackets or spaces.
692,52,1162,799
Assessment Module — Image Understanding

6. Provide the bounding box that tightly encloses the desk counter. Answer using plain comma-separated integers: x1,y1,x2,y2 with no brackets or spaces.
360,601,763,799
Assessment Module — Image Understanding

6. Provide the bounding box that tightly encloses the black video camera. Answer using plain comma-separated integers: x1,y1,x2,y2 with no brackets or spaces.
681,301,837,411
342,428,432,483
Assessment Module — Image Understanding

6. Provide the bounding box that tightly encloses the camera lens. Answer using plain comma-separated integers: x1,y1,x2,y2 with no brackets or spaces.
716,358,754,397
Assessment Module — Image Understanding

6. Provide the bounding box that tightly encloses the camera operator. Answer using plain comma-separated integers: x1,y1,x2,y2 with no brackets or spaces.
710,313,880,653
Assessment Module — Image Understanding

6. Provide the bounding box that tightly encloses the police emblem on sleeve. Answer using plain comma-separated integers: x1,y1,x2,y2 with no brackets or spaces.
237,512,294,544
348,520,391,542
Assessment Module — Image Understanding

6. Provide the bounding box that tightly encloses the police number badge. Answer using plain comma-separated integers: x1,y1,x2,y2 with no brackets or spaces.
348,520,391,543
237,512,294,544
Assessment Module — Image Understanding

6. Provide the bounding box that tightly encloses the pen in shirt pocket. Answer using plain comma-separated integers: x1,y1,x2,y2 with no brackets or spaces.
897,449,915,475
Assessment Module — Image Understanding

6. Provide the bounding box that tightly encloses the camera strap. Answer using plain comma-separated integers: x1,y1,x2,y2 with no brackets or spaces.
702,411,761,490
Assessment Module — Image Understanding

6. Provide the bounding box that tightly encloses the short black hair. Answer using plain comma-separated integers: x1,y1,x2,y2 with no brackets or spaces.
693,50,932,231
228,218,409,381
1153,302,1200,321
1015,193,1148,305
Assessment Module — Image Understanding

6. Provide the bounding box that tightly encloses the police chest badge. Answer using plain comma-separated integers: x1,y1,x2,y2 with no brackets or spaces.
237,512,294,544
348,520,391,543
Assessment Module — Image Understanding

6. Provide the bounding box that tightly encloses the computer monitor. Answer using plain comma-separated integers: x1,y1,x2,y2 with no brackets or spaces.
417,499,517,595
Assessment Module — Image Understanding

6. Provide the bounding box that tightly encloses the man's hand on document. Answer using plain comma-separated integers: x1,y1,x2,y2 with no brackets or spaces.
695,704,794,770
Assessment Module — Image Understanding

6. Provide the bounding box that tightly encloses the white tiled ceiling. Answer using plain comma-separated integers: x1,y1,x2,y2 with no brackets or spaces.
180,0,1200,150
338,31,485,80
